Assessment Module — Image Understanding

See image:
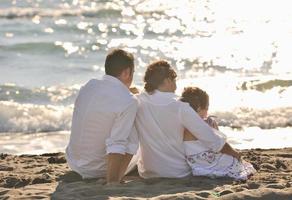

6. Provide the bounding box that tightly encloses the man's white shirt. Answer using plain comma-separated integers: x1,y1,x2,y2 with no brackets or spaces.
65,75,138,178
135,90,226,178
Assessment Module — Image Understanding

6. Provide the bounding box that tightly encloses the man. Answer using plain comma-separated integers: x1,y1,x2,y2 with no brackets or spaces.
66,49,138,184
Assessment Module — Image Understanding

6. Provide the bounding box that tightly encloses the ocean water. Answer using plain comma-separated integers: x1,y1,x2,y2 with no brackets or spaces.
0,0,291,153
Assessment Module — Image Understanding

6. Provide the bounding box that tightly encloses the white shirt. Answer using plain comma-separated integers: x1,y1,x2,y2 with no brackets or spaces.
135,90,226,178
65,75,138,178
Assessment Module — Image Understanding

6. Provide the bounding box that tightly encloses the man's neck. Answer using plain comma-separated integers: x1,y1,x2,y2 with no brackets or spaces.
157,87,174,93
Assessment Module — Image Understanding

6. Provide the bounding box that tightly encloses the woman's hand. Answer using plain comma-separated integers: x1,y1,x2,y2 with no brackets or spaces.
129,87,139,94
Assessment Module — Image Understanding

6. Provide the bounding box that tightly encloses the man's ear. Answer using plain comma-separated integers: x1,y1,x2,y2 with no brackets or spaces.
121,68,131,79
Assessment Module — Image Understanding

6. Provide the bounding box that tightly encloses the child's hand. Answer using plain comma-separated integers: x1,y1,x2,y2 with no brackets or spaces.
230,150,242,161
205,116,219,130
220,143,241,161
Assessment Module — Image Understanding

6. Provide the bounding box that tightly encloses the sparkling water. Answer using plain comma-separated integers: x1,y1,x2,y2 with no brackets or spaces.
0,0,291,153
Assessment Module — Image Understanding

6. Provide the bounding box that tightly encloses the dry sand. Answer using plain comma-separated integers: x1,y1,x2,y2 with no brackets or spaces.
0,148,291,199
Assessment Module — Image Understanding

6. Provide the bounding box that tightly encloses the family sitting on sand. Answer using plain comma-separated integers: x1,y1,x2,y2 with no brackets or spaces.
65,49,255,185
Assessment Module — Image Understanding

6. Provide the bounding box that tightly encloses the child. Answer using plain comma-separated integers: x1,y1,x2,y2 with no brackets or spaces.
180,87,255,180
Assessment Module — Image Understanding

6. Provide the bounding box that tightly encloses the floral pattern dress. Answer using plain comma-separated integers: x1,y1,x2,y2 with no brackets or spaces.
184,140,256,180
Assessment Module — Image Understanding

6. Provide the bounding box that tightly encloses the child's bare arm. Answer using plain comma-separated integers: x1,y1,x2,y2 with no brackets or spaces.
205,116,219,130
220,143,241,160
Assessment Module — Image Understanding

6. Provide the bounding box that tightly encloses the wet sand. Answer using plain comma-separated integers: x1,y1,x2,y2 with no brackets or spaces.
0,148,291,199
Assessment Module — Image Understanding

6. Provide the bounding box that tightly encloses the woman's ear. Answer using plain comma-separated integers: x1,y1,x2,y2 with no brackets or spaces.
164,78,173,85
197,107,202,113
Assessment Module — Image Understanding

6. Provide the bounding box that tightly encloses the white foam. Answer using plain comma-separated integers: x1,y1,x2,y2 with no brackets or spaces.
0,78,291,133
213,107,292,129
223,127,292,149
0,127,291,155
0,101,72,133
0,131,69,155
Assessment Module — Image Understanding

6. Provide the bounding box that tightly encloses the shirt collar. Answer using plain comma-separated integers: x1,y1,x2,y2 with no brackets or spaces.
140,90,178,105
102,75,129,91
153,90,177,99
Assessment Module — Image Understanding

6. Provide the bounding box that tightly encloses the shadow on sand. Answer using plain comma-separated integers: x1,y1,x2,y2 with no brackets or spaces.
51,170,235,200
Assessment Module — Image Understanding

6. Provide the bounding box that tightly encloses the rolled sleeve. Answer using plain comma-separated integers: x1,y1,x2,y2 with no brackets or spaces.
105,140,127,154
179,103,226,152
106,99,138,154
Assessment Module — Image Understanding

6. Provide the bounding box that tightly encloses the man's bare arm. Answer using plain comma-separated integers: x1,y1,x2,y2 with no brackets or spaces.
106,153,124,184
106,153,133,184
118,153,133,181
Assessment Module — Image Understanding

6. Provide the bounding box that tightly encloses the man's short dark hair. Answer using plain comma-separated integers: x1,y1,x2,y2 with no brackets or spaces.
104,49,134,77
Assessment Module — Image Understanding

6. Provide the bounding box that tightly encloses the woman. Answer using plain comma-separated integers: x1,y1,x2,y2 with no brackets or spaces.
135,60,238,178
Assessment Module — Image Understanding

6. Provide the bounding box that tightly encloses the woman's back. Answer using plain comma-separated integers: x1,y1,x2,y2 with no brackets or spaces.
135,91,191,178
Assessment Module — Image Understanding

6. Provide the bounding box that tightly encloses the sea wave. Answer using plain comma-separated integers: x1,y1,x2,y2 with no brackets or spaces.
0,7,122,19
238,79,292,91
0,100,291,133
213,107,292,129
0,84,79,105
0,101,72,133
2,42,64,54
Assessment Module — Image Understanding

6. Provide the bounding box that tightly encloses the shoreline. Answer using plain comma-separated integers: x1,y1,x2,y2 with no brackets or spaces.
0,148,291,199
1,127,292,155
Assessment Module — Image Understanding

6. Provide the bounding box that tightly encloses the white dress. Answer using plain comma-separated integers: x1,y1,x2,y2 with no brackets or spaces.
184,140,256,180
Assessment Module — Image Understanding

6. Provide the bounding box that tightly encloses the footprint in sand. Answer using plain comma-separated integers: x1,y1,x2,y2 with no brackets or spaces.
0,165,13,171
266,183,285,189
47,156,66,164
195,191,212,198
219,189,234,196
260,163,277,170
3,177,30,188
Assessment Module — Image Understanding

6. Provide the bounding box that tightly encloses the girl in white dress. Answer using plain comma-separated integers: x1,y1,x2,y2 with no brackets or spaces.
180,87,256,180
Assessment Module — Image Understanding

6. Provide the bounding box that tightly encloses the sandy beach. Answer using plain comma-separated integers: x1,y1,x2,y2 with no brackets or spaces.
0,148,291,199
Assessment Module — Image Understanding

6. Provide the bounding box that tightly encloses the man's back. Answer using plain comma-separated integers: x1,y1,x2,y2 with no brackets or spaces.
66,75,137,178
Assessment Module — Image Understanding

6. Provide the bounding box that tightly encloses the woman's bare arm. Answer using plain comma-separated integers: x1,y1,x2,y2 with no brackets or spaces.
184,129,241,161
